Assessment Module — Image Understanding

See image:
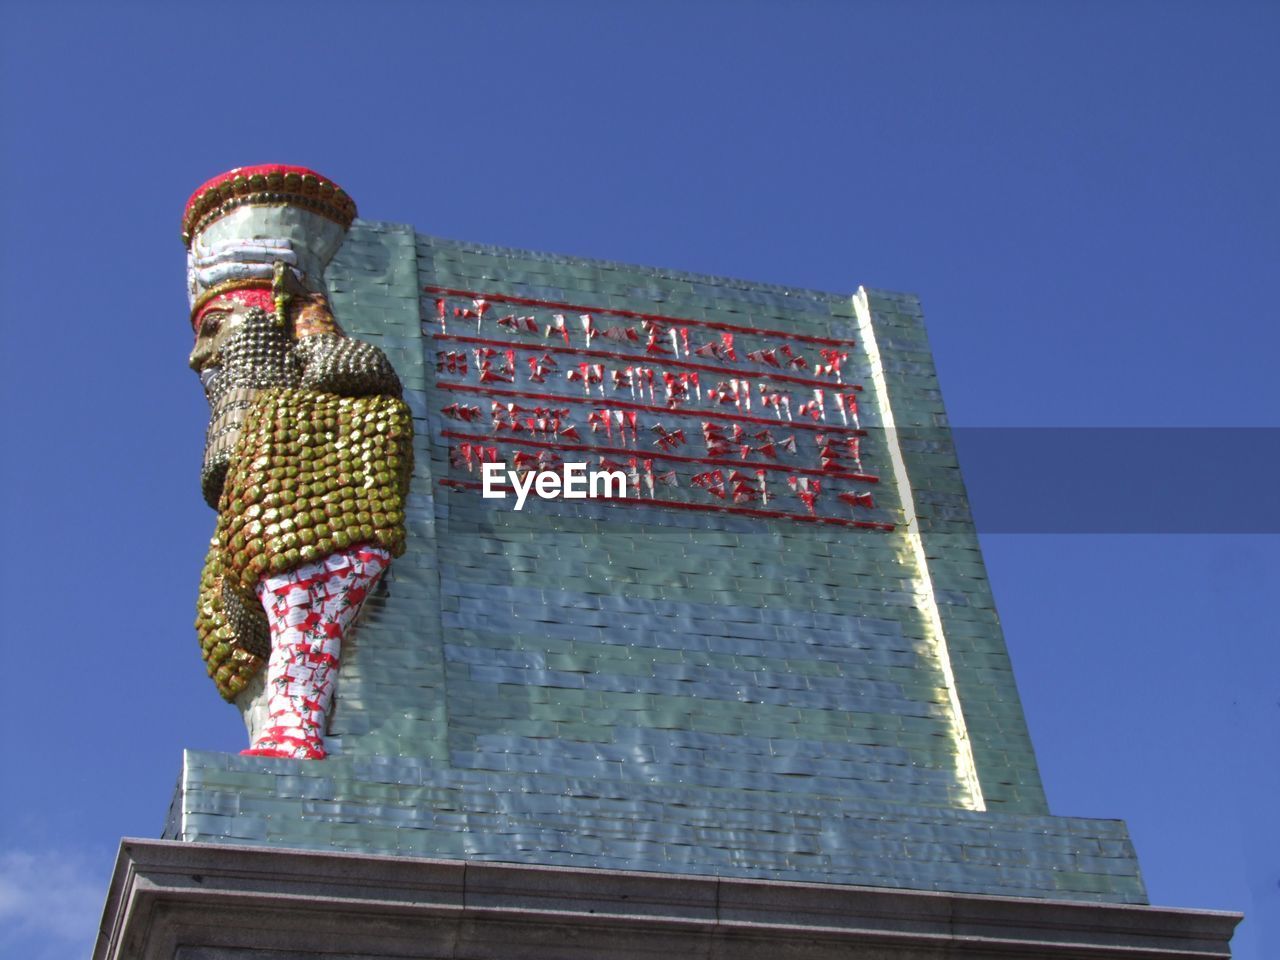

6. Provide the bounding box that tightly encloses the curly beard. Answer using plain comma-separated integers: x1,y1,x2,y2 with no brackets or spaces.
199,307,300,508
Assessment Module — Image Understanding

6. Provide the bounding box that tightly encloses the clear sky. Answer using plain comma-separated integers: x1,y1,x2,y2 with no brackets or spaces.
1,2,1276,958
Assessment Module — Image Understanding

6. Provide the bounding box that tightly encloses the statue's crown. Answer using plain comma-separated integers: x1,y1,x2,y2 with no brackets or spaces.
183,164,357,317
182,164,356,248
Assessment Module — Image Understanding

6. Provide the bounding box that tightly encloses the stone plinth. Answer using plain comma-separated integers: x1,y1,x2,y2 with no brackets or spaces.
94,839,1240,960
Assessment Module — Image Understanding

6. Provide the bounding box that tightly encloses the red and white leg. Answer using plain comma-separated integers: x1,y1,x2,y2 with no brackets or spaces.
241,544,390,760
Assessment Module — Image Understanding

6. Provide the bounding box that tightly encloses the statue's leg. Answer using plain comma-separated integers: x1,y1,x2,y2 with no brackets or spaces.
241,544,391,759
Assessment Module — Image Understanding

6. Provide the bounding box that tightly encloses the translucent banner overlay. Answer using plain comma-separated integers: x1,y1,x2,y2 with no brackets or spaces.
952,427,1280,533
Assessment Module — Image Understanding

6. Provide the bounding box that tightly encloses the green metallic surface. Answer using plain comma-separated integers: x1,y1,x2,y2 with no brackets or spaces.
173,220,1145,903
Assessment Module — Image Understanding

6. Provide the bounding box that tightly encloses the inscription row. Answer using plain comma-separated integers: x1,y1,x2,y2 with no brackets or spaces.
426,286,893,531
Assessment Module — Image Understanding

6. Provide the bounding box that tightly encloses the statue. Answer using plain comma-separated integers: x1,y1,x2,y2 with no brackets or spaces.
183,165,413,759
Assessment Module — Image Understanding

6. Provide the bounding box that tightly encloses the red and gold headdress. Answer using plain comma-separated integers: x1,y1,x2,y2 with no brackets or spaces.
183,165,356,331
182,164,356,248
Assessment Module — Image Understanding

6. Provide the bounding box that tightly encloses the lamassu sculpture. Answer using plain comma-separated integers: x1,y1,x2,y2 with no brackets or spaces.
183,165,412,759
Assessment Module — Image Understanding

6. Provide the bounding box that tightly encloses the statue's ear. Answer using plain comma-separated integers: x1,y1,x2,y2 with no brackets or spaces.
267,262,341,338
292,292,346,339
270,261,308,331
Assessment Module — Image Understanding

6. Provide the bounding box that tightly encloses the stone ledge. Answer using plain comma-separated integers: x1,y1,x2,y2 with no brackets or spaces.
169,750,1147,903
95,839,1240,960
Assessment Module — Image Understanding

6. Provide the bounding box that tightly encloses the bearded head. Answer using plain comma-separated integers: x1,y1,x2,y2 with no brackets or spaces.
182,166,357,507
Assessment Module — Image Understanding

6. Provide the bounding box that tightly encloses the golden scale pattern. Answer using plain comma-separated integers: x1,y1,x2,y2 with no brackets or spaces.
195,388,413,699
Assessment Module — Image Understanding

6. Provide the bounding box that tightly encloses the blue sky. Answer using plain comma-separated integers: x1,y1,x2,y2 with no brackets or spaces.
1,2,1275,957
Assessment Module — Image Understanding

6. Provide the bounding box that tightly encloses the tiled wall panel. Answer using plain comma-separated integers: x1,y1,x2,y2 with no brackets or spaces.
172,222,1143,903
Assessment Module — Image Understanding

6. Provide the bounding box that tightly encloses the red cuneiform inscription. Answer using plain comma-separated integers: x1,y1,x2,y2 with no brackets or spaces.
426,286,892,531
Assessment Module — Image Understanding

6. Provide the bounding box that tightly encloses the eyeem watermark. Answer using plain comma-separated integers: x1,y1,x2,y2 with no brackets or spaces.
482,462,628,511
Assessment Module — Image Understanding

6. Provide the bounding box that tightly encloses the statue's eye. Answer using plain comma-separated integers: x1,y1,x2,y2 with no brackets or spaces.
200,312,225,337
